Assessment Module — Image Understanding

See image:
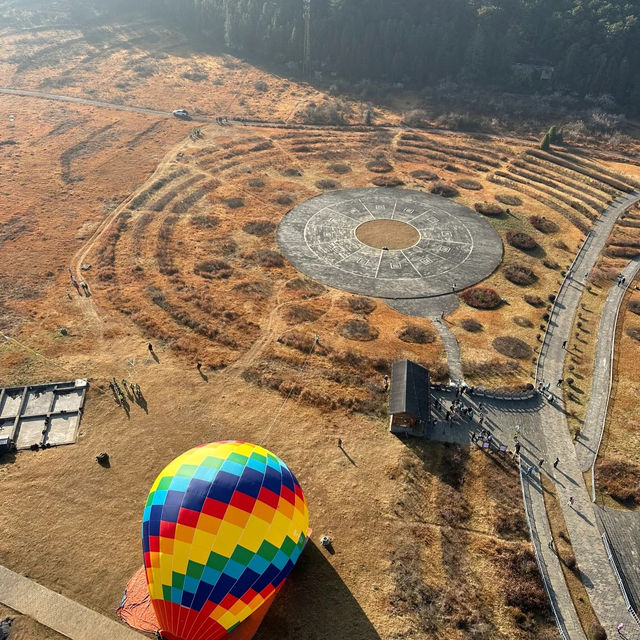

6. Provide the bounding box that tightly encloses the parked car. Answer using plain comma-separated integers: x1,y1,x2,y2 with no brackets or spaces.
172,109,190,119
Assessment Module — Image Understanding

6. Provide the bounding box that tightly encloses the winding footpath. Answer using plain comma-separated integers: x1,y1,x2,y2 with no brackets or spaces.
525,190,640,639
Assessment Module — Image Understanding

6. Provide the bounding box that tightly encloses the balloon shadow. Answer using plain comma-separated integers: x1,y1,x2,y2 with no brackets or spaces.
254,542,381,640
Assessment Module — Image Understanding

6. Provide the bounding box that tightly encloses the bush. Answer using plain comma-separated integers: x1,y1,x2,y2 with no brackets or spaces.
628,299,640,315
461,318,483,332
344,296,376,315
316,179,339,190
396,325,435,344
339,319,379,341
542,259,559,270
474,202,504,216
553,240,569,251
410,169,438,181
254,80,268,92
496,194,522,206
461,287,502,309
243,220,276,236
626,327,640,341
256,249,284,268
455,178,483,190
282,305,322,325
248,178,265,188
224,197,244,209
329,163,351,174
285,278,326,298
282,168,302,177
589,623,607,640
194,259,233,279
299,100,349,125
597,459,640,505
506,231,538,250
190,215,219,229
529,216,559,234
276,193,295,205
493,336,533,359
513,316,533,328
372,175,404,187
430,182,459,198
366,159,393,173
503,264,538,286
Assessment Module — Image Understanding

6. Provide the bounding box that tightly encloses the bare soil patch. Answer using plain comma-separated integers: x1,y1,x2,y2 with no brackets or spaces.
356,220,419,250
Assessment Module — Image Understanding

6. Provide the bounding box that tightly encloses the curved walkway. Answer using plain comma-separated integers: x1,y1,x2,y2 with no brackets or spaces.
576,255,640,472
0,564,143,639
525,190,640,639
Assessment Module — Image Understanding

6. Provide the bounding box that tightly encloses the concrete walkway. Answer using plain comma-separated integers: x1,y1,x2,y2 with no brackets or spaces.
576,255,640,472
0,565,143,640
433,319,464,383
527,190,640,638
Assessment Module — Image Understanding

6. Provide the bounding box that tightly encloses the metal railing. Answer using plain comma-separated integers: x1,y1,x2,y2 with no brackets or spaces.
601,532,640,627
520,466,570,640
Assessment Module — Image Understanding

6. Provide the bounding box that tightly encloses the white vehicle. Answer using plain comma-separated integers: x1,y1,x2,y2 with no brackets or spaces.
172,109,190,119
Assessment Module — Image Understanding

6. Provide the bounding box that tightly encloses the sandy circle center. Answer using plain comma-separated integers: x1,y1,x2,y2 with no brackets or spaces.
355,219,420,250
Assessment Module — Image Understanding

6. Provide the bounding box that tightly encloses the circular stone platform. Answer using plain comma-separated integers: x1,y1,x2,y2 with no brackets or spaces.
276,188,504,299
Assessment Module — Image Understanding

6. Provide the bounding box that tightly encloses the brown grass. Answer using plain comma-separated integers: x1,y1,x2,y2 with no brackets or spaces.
492,336,533,359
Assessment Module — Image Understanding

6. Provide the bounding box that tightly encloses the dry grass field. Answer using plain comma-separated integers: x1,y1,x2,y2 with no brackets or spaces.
1,3,640,639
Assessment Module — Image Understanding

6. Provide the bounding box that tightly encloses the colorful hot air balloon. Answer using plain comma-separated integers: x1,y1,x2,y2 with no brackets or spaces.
142,441,310,640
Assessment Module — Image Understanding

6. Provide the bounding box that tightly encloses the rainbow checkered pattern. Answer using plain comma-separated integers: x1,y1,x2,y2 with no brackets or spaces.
142,441,309,640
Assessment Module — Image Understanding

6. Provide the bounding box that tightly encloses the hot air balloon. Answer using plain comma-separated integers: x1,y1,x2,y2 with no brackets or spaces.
141,441,310,640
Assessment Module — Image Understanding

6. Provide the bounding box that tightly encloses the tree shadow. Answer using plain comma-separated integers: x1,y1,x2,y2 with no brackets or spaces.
199,370,209,382
339,446,356,466
255,543,381,640
136,394,149,414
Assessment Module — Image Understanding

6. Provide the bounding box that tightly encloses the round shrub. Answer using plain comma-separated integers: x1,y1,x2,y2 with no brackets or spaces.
328,163,351,175
589,623,607,640
506,231,538,250
410,169,438,181
455,178,483,190
553,240,569,251
396,324,435,344
372,175,404,187
343,296,376,315
461,318,483,332
543,259,560,270
513,316,533,328
529,215,559,234
282,305,322,325
628,299,640,315
316,179,340,190
339,319,379,341
461,287,502,309
224,197,245,209
243,220,276,236
282,168,302,177
366,159,393,173
248,178,265,188
503,264,538,286
194,259,233,279
430,182,459,198
493,336,533,359
524,294,545,307
285,278,326,298
626,327,640,341
495,194,522,206
256,249,284,268
474,202,504,216
276,193,295,205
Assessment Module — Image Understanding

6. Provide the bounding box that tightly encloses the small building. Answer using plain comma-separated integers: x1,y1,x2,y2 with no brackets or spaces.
389,360,430,436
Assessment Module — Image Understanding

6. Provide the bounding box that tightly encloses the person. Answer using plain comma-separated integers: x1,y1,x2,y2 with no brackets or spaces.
553,457,559,468
135,383,141,396
562,340,567,349
557,378,563,387
544,382,551,392
515,442,521,455
383,374,389,390
527,465,534,475
320,535,332,548
478,402,484,412
539,459,544,467
479,415,484,426
618,623,624,634
337,438,342,448
148,343,154,353
197,361,202,371
568,496,574,508
440,311,444,320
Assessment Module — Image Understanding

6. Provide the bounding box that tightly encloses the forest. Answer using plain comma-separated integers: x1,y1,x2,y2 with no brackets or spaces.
137,0,640,111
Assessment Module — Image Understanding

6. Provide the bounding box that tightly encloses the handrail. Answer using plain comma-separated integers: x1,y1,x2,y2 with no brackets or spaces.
601,532,640,627
520,465,570,640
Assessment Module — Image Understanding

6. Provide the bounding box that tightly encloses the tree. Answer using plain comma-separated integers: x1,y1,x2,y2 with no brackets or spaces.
540,132,551,151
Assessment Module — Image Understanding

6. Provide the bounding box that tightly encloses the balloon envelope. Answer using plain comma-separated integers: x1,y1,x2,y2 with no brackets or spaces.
142,441,309,640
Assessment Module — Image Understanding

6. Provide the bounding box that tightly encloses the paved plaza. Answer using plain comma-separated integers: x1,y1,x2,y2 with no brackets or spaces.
277,188,504,299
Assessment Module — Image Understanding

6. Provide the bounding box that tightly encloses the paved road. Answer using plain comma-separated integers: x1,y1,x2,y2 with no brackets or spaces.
0,564,143,640
528,190,640,638
576,255,640,472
